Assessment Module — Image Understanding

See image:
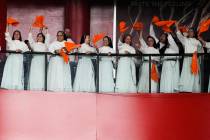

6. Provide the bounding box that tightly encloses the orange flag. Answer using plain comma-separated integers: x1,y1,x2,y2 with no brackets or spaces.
59,49,69,64
152,16,160,23
32,16,46,28
7,17,19,26
178,25,188,33
119,21,129,33
64,42,81,52
161,26,172,33
155,20,176,27
151,63,159,82
191,51,199,75
133,21,144,31
152,16,176,33
198,19,210,35
92,33,105,47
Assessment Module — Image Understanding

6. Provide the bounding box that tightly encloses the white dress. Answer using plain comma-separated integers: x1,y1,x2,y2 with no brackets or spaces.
176,30,202,92
98,46,115,93
47,40,72,92
160,34,180,93
1,32,29,90
27,33,50,91
115,43,137,93
137,38,160,93
73,43,96,92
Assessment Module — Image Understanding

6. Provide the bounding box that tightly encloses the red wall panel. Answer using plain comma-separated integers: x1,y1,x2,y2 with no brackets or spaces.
0,90,210,140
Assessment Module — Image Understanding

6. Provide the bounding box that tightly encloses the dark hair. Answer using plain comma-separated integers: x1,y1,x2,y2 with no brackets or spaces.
12,30,22,41
37,33,45,43
80,34,90,44
147,35,157,48
188,27,198,38
159,33,169,48
57,31,65,41
103,36,113,48
122,34,132,46
64,28,71,40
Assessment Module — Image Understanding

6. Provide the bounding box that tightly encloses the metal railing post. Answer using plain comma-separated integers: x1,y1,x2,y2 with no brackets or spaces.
149,55,151,93
96,53,100,93
44,54,48,91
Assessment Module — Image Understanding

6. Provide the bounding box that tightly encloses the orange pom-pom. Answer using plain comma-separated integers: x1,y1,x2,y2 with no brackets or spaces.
64,42,81,52
7,17,19,26
92,33,105,46
133,21,144,31
119,21,129,33
32,16,46,28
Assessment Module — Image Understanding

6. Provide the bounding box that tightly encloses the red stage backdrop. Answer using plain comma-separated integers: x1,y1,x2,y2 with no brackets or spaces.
0,0,7,51
0,90,210,140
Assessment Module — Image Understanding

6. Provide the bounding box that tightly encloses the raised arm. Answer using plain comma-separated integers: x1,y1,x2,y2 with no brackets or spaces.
168,33,179,52
28,32,35,45
5,25,12,44
45,33,50,46
149,23,159,43
118,33,125,49
139,30,147,52
175,23,186,46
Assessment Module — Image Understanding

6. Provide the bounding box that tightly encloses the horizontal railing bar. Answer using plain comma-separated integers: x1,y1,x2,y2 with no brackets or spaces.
0,50,209,57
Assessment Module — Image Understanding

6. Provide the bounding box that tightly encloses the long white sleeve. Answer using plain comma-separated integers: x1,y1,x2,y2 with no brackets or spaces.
28,33,35,45
176,30,186,46
21,43,29,52
168,34,179,52
205,42,210,49
45,33,50,46
5,32,13,50
139,37,148,53
79,44,96,53
48,42,56,54
117,39,124,50
149,24,159,43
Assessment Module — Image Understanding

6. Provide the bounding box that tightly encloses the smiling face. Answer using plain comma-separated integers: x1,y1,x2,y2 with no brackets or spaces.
103,37,109,46
124,35,132,45
188,29,195,38
37,33,44,43
65,28,71,38
147,37,155,47
85,35,91,44
57,31,65,42
159,33,167,43
13,31,21,40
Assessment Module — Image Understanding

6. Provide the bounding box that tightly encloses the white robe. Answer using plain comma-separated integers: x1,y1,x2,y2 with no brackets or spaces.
27,33,50,91
47,40,72,92
160,34,180,93
73,43,96,92
138,38,160,93
115,43,137,93
176,31,202,92
98,46,115,93
1,32,29,90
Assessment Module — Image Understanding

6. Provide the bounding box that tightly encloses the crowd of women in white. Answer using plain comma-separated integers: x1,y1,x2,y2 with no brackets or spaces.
1,21,210,93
